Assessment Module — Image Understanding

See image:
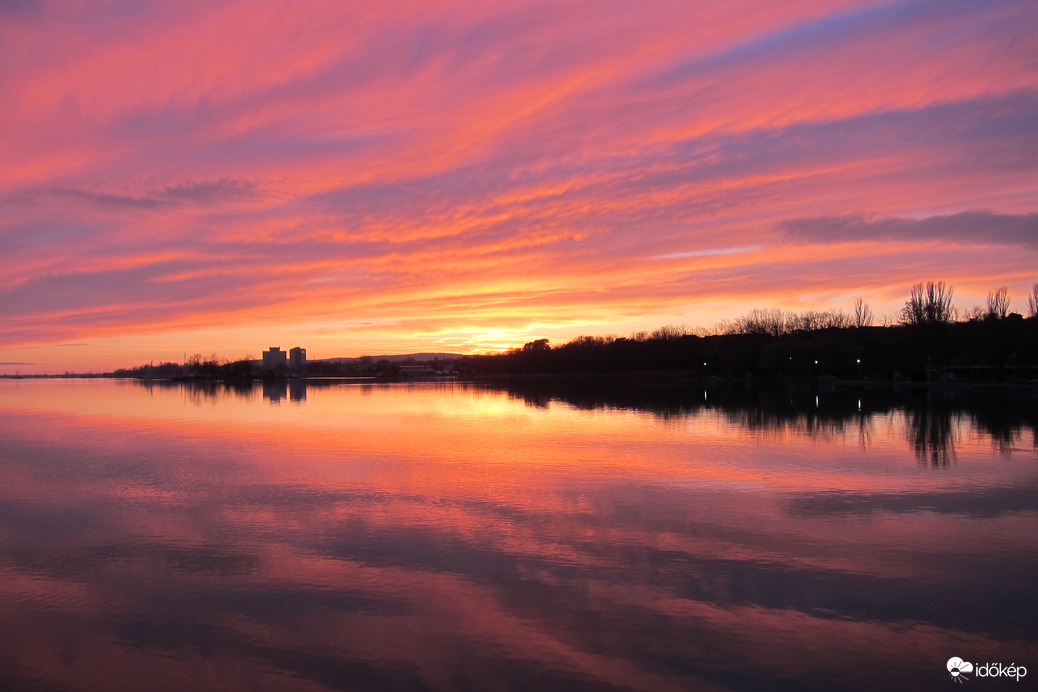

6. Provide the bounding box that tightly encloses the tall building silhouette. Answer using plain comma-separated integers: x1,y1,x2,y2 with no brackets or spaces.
289,347,306,376
262,346,288,376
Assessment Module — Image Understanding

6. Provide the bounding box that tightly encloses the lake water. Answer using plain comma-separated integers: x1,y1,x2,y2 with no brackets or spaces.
1,378,1035,691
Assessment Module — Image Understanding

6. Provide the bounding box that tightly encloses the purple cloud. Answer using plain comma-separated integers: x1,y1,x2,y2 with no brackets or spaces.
778,211,1038,249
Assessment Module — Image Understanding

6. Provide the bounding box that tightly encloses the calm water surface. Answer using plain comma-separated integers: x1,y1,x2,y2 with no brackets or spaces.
1,378,1036,691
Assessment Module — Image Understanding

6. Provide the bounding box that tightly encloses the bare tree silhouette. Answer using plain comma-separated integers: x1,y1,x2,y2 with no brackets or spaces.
650,324,691,340
962,305,985,322
900,281,954,325
986,287,1010,319
1029,282,1038,318
853,298,874,327
732,308,786,337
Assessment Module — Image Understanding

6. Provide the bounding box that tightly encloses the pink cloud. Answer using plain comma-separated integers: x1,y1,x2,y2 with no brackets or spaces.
2,0,1037,369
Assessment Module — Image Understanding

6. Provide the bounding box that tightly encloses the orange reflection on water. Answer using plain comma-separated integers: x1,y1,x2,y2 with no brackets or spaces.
1,379,1036,691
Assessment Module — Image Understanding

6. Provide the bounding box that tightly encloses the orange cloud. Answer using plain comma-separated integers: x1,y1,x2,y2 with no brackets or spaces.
2,0,1037,371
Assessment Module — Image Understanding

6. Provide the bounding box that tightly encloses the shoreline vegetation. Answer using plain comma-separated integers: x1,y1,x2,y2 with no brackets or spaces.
6,282,1038,385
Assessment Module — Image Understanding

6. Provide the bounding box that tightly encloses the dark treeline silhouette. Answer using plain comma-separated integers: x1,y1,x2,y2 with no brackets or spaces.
112,314,1036,384
113,355,464,381
466,320,1038,382
469,284,1038,383
113,354,257,382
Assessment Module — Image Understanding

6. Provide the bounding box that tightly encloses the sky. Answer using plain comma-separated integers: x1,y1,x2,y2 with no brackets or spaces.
2,0,1037,373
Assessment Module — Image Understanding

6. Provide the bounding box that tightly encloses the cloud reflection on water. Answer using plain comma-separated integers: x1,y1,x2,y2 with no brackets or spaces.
0,380,1035,691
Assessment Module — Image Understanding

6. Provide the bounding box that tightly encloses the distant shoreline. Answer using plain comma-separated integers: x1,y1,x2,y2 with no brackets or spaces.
4,371,1036,390
6,312,1038,384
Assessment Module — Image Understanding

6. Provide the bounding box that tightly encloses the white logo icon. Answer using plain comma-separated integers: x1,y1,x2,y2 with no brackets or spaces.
948,657,974,683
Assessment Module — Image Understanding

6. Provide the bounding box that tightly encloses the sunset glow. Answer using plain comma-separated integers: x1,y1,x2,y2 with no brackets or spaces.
3,0,1037,372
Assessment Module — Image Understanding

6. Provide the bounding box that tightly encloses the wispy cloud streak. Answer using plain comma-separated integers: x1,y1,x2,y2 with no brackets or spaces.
2,0,1036,370
779,212,1038,249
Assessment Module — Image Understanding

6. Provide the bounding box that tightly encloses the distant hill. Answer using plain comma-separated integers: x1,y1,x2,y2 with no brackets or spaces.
317,353,463,364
